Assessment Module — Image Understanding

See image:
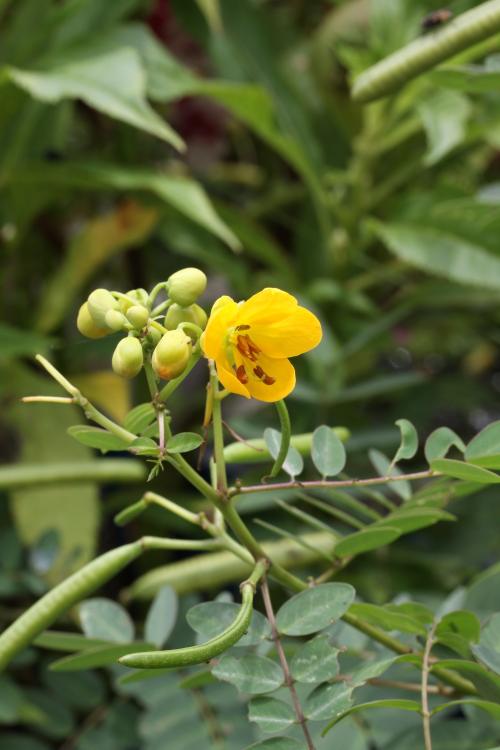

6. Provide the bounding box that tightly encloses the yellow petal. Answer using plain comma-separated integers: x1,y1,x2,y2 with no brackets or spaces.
202,295,239,359
216,357,250,398
242,353,296,402
238,289,322,358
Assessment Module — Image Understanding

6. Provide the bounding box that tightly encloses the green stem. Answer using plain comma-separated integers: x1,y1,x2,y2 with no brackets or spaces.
35,355,137,444
144,492,200,526
141,536,221,552
159,350,202,401
209,362,228,494
148,281,168,308
144,361,159,399
0,460,145,489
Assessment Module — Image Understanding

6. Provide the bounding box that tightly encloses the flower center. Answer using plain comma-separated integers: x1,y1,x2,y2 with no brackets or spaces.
229,325,276,387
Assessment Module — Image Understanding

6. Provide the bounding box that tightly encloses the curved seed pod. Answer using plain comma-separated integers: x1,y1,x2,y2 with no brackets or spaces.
120,581,255,669
0,542,143,671
352,0,500,103
269,399,291,478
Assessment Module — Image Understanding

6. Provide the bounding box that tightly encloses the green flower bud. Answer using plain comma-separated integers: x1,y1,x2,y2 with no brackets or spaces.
166,268,207,307
126,305,149,329
147,327,162,346
119,288,149,313
76,303,109,339
112,337,144,379
87,289,119,327
104,309,127,332
164,303,207,339
152,330,191,380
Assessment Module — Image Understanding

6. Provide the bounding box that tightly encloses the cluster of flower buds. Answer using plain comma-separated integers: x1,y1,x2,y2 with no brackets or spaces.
76,268,208,382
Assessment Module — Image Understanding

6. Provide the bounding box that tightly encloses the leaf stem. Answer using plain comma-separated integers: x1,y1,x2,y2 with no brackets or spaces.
229,469,437,497
261,578,316,750
421,621,437,750
209,362,228,494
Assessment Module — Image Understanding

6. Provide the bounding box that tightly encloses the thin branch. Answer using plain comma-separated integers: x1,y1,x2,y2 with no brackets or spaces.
230,469,437,497
261,578,316,750
22,396,75,404
421,621,438,750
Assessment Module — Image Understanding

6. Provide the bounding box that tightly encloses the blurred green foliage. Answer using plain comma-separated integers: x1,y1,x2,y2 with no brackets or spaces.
3,0,500,747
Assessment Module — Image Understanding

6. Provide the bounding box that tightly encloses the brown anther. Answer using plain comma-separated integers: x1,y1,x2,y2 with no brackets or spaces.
253,365,265,378
263,374,276,386
235,364,248,384
236,324,250,331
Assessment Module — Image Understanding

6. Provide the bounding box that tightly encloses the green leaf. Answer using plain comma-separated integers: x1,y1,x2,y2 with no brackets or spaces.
0,324,54,361
348,603,427,635
124,403,156,434
368,449,411,501
276,583,355,636
377,507,455,535
34,631,110,652
472,612,500,676
178,669,215,690
79,598,134,643
392,419,418,464
432,698,500,719
372,220,500,291
187,601,271,647
117,667,173,685
248,696,296,734
347,656,408,687
431,58,500,92
129,437,159,457
311,425,346,478
67,425,129,452
7,48,184,149
436,611,480,658
264,428,303,478
466,421,500,468
244,739,305,750
49,643,154,672
424,427,466,463
334,527,400,557
212,654,283,695
304,682,353,721
0,676,24,723
144,586,178,649
431,458,500,484
322,699,421,734
41,669,106,712
432,658,500,702
166,432,203,454
290,634,340,684
418,89,470,166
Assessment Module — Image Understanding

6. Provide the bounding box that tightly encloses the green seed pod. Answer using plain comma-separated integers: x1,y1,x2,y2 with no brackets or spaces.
87,289,120,327
126,305,149,330
76,303,109,339
112,337,144,379
120,580,255,669
104,309,127,332
166,268,207,307
152,330,191,381
0,542,143,671
164,303,207,338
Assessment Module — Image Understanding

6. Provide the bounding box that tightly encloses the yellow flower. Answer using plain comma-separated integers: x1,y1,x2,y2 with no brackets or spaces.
202,288,322,402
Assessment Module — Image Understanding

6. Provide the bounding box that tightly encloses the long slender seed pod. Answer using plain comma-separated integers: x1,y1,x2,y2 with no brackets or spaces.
269,400,291,478
0,542,143,671
120,564,266,669
352,0,500,103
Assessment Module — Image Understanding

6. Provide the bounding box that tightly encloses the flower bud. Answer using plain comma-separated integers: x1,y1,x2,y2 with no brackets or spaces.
119,288,149,313
164,303,207,338
146,327,162,346
112,337,144,379
76,303,109,339
152,330,191,380
166,268,207,307
87,289,119,327
126,305,149,329
104,309,127,331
